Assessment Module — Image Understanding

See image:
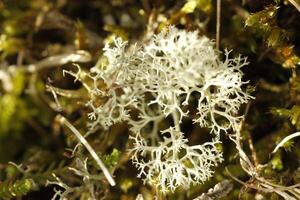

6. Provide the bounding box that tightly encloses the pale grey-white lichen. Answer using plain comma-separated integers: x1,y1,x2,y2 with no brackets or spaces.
86,26,252,192
131,127,223,193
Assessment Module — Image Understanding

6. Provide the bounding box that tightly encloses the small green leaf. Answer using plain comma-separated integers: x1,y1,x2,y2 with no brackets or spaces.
103,148,120,168
181,0,212,14
181,0,198,14
270,152,283,171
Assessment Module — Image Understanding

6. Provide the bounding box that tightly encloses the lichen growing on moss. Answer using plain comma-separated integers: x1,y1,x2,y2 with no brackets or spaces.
1,0,300,199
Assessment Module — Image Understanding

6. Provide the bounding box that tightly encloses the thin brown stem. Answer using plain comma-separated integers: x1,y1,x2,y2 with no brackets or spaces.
247,133,259,167
216,0,221,50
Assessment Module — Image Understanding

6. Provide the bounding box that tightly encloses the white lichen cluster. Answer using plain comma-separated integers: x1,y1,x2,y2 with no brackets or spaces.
131,127,223,193
87,26,251,192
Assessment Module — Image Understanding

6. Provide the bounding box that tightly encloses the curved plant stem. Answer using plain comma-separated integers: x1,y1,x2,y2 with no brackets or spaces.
57,115,116,186
272,131,300,154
